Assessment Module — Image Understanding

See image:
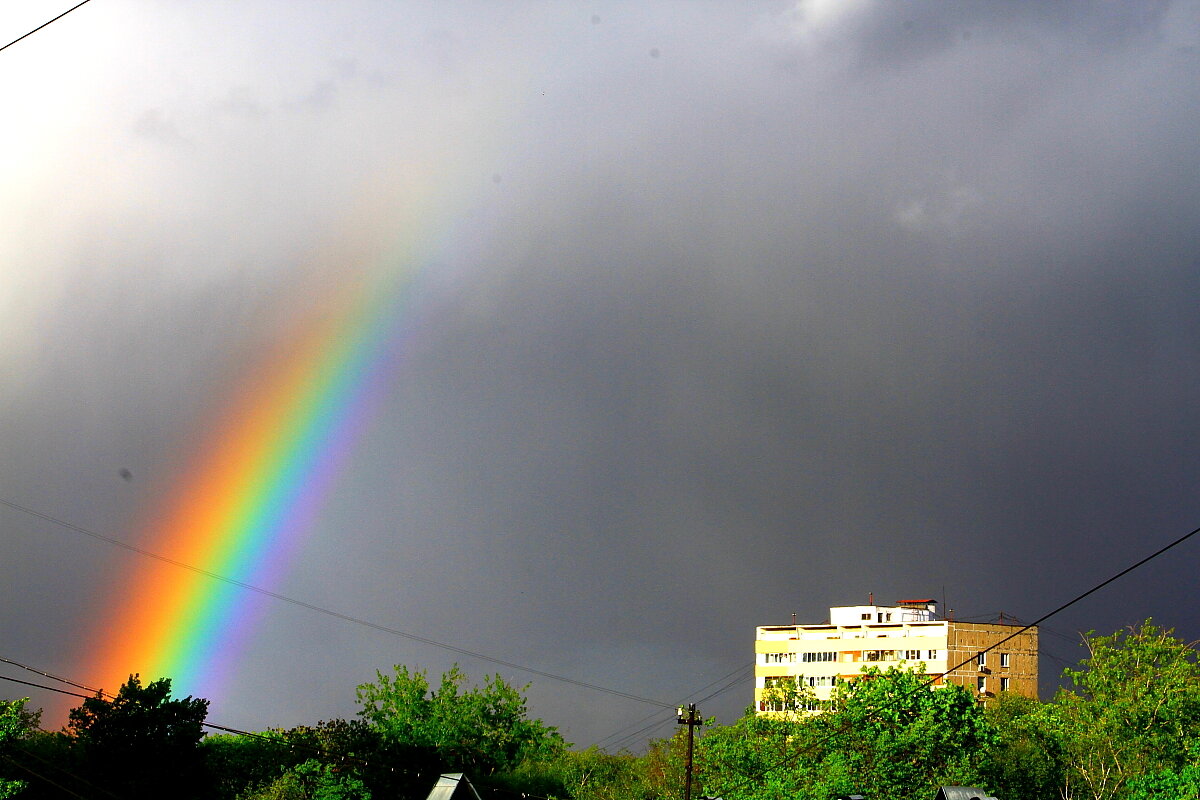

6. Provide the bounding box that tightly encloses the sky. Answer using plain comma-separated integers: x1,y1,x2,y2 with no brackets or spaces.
2,0,1200,751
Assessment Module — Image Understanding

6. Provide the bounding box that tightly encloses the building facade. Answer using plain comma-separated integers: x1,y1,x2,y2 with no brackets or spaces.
754,599,1038,715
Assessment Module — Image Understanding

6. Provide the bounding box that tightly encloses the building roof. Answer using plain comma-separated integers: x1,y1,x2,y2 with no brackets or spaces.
425,774,483,800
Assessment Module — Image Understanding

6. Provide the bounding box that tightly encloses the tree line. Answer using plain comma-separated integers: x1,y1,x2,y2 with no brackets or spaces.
1,620,1198,800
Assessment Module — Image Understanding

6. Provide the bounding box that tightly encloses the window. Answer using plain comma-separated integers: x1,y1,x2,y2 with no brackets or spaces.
802,651,836,663
806,675,838,688
926,650,939,660
861,613,871,620
1000,677,1010,692
760,700,797,712
1000,653,1010,668
801,699,833,712
977,676,987,693
764,652,797,664
764,676,794,688
976,652,987,668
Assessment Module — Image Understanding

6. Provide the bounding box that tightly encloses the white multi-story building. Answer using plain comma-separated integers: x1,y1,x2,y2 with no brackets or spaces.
755,598,1038,714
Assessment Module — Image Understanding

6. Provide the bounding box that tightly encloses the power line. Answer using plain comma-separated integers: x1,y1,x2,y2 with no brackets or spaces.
0,496,674,709
725,519,1200,794
0,673,91,702
0,656,102,697
600,716,677,755
1,752,98,800
692,666,753,706
590,664,752,750
596,666,754,754
0,665,562,800
0,0,94,55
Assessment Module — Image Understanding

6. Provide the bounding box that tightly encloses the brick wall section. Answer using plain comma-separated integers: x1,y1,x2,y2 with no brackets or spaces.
945,622,1039,703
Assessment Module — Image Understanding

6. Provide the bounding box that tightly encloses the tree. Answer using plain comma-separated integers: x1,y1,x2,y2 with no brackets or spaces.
1050,620,1200,800
1124,741,1200,800
519,746,651,800
980,692,1065,800
696,667,995,800
807,666,995,800
67,674,209,800
203,729,292,800
694,698,822,800
355,664,565,777
240,759,371,800
0,698,39,799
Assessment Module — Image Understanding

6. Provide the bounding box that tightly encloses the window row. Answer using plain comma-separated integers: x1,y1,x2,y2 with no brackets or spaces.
975,652,1012,668
758,699,835,713
863,649,939,662
762,649,939,665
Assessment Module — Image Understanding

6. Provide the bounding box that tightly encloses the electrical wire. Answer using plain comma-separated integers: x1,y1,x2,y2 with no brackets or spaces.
720,519,1200,795
0,656,102,696
599,717,677,755
692,666,753,706
0,666,566,800
595,666,754,754
0,0,94,54
590,664,751,750
1,753,96,800
0,496,674,709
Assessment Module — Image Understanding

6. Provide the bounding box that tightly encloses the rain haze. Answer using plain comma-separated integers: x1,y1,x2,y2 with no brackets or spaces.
3,0,1200,750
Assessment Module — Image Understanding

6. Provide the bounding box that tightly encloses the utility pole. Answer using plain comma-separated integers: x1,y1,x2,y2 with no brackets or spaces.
676,703,701,800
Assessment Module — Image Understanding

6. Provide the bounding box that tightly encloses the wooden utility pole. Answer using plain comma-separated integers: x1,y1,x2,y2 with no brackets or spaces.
676,704,701,800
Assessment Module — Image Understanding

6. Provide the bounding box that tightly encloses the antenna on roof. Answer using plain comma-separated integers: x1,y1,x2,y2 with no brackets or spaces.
868,591,874,605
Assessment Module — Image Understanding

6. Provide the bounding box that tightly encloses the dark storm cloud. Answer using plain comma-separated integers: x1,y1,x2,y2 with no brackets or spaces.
793,0,1174,70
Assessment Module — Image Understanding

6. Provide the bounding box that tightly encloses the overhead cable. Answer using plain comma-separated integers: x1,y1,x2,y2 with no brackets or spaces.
0,496,674,708
0,0,94,55
736,519,1200,792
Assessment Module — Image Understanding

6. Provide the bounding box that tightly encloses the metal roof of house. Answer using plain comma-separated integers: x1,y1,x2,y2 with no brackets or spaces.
425,773,483,800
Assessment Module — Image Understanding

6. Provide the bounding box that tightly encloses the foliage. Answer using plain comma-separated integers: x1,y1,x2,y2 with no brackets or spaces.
0,698,39,799
356,664,565,776
67,674,209,800
695,667,994,800
1125,765,1200,800
816,666,995,800
204,719,433,800
1052,620,1200,800
204,730,292,800
695,701,819,800
980,692,1065,800
238,758,371,800
527,747,651,800
1124,741,1200,800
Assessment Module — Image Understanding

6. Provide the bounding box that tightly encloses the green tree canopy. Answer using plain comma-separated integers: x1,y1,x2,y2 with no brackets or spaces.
0,698,39,799
67,674,209,800
696,666,994,800
1051,620,1200,800
355,664,565,776
980,692,1065,800
239,758,371,800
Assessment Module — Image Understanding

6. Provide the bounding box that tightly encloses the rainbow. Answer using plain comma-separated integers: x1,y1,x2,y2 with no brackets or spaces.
85,168,496,700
